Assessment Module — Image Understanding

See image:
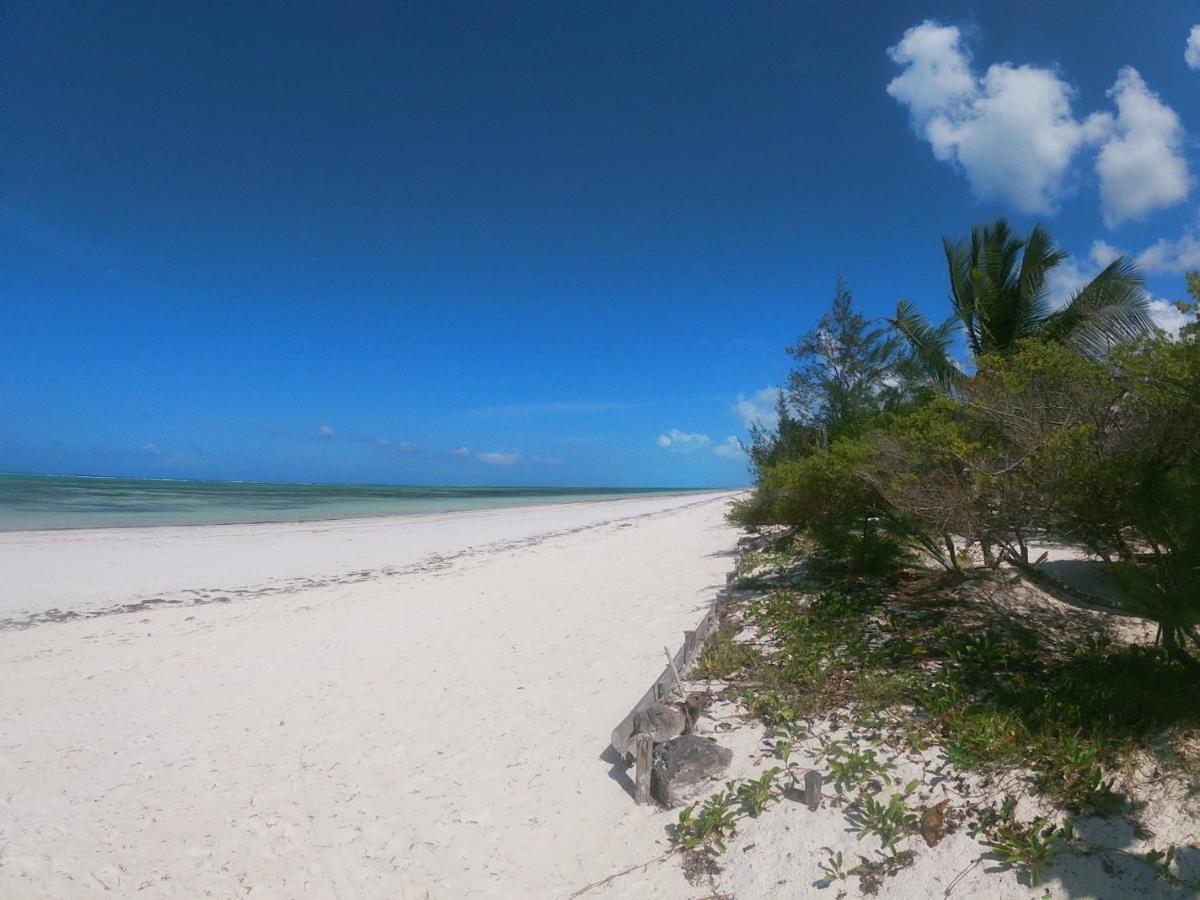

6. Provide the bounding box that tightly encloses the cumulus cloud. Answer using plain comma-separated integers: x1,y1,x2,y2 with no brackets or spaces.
1136,228,1200,274
887,22,1191,224
317,424,336,439
1089,240,1122,267
655,429,711,451
476,450,520,465
141,442,163,457
712,436,747,460
1095,68,1193,226
452,446,470,457
732,387,781,430
1147,299,1195,338
1187,25,1200,70
885,21,977,123
887,21,1107,214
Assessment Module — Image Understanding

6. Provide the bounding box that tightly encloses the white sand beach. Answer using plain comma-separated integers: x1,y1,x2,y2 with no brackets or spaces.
0,493,739,898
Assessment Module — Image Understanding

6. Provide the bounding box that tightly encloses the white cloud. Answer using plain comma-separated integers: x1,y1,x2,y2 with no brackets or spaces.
887,23,1191,224
452,446,470,457
1089,239,1122,267
1147,299,1195,338
142,442,163,456
885,21,976,125
1187,25,1200,70
374,437,417,454
317,424,336,439
732,387,781,430
655,429,711,451
476,450,520,465
1095,68,1192,226
712,436,747,460
1136,228,1200,274
887,21,1107,214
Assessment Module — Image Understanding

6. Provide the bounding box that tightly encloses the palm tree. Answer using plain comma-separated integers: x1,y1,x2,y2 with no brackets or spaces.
892,219,1152,383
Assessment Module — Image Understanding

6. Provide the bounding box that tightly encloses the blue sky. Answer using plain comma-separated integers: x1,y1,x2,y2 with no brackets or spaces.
2,2,1198,488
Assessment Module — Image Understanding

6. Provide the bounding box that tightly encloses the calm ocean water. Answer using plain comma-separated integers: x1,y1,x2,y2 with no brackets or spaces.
0,474,704,532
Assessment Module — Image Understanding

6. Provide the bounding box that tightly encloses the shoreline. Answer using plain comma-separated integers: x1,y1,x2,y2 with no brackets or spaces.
0,486,726,537
0,491,740,623
0,489,720,540
0,487,741,898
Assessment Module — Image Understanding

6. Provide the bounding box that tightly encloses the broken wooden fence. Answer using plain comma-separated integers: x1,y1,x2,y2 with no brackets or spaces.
609,578,729,804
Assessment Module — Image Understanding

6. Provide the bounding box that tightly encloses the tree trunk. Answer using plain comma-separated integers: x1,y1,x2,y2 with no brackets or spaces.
981,538,998,569
943,533,962,576
1161,626,1200,675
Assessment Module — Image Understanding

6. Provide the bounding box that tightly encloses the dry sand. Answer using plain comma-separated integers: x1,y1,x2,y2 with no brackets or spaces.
0,492,740,898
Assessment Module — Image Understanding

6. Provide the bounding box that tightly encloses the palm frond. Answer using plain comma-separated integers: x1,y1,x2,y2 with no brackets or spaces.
943,235,974,339
970,219,1028,354
967,265,995,356
1014,223,1067,339
1040,256,1152,357
890,299,960,386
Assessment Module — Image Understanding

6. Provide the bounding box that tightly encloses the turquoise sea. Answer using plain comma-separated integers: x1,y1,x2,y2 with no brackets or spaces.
0,473,705,532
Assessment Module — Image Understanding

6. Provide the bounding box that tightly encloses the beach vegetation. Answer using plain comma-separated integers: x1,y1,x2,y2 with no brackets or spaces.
708,253,1200,892
846,780,920,856
783,278,918,443
735,767,780,817
671,785,740,853
815,849,858,886
975,808,1072,886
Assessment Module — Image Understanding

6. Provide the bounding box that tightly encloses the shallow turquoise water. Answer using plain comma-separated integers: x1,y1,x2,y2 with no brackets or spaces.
0,473,705,531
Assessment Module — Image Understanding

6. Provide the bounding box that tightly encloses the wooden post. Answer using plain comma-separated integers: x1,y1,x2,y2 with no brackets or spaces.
664,646,683,689
634,733,654,804
804,770,822,810
683,630,696,662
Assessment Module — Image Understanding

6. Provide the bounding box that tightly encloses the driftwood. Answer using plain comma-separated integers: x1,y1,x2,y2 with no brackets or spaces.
609,604,721,759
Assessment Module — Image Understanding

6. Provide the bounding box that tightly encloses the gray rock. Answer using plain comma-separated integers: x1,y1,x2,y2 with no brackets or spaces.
651,735,733,807
631,703,687,744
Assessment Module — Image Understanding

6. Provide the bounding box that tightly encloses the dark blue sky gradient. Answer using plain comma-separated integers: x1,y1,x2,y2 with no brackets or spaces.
2,2,1197,486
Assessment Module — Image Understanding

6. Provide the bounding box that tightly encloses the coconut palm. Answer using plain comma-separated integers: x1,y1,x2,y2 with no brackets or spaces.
892,219,1152,383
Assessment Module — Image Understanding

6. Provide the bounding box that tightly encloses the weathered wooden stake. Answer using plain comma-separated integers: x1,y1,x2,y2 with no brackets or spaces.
804,769,822,811
683,629,696,662
664,646,683,688
634,733,654,804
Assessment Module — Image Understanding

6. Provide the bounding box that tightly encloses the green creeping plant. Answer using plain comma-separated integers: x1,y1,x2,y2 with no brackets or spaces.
847,779,919,855
980,816,1072,886
671,785,740,853
736,768,782,817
